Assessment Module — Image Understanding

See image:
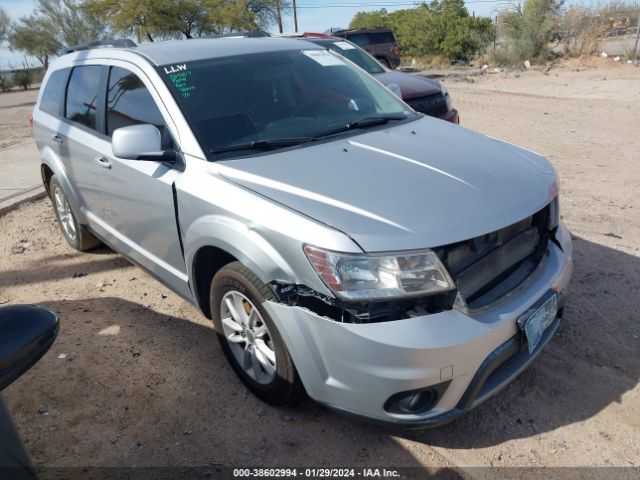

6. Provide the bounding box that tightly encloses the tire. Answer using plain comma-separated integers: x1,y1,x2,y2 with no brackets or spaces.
378,57,391,69
210,261,304,405
49,175,101,251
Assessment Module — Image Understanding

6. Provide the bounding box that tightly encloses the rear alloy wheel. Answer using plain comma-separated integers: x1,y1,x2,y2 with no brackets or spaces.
53,185,77,242
49,176,101,251
211,261,304,405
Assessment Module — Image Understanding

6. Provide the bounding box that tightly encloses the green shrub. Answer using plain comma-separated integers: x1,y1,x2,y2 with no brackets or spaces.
13,69,33,90
0,74,12,92
495,0,562,66
349,0,496,62
561,6,606,57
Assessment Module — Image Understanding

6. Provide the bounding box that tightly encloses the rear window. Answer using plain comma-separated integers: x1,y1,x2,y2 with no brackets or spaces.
65,65,104,130
346,33,369,47
40,69,70,116
368,31,396,44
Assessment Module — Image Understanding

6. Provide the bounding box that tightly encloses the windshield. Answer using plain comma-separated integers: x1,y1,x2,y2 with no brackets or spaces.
157,49,412,160
323,41,385,75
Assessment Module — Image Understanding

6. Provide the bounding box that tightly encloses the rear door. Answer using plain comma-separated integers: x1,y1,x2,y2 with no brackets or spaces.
58,64,110,216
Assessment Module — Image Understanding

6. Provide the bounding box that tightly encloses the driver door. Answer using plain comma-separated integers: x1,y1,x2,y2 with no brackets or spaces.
82,63,189,298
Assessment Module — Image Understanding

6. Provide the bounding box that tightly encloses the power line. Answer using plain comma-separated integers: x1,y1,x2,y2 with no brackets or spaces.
295,0,513,7
296,0,512,4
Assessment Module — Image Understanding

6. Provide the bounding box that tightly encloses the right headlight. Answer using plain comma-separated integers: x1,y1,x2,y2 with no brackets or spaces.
304,245,456,301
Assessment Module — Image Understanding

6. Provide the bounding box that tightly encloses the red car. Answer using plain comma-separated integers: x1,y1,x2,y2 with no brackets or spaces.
300,35,459,124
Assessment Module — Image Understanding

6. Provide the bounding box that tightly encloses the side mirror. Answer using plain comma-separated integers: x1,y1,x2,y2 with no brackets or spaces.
112,124,163,160
387,83,402,97
0,305,59,392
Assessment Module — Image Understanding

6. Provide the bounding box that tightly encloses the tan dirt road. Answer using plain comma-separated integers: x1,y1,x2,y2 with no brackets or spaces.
0,58,638,475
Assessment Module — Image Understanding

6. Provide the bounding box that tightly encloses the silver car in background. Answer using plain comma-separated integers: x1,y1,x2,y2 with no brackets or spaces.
32,37,572,426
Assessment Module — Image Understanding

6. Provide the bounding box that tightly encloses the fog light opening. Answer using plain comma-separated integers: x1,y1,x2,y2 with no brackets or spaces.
384,381,450,415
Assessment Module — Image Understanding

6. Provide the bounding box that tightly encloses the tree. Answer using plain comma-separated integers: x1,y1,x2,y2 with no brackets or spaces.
83,0,270,41
83,0,165,42
245,0,291,29
0,9,12,93
349,8,391,29
349,1,495,61
13,69,33,90
498,0,562,64
9,0,108,68
0,7,11,44
10,16,59,69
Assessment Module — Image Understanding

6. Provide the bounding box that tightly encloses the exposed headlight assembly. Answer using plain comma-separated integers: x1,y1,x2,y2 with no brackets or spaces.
304,245,456,301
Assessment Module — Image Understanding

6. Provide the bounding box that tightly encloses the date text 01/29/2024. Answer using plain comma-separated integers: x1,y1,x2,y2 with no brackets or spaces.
233,468,401,478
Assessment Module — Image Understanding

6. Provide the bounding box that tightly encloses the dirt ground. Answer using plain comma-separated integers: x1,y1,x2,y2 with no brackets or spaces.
0,57,638,476
0,87,38,149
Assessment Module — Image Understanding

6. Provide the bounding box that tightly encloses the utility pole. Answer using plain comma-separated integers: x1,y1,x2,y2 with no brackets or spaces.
276,1,283,34
634,9,640,59
293,0,299,32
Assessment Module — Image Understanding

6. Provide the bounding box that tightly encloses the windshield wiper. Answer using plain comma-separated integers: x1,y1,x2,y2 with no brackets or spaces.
211,137,313,154
312,114,408,139
210,114,408,155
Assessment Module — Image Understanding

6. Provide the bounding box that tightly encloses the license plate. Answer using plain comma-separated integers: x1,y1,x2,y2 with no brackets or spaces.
524,294,558,353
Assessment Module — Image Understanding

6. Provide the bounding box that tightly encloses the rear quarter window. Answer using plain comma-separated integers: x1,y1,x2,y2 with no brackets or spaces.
39,69,70,116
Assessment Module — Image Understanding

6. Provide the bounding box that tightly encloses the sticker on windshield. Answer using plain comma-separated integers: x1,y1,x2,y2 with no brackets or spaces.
163,64,196,98
333,41,356,50
302,50,345,66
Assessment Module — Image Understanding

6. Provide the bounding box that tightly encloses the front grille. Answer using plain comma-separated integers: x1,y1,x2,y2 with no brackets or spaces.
439,206,550,309
456,228,540,300
406,93,448,117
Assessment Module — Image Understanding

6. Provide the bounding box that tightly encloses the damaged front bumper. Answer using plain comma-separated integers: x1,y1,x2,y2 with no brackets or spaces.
263,223,573,427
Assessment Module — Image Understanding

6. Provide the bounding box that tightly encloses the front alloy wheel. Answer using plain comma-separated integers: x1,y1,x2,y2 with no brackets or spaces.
220,291,276,384
210,261,304,405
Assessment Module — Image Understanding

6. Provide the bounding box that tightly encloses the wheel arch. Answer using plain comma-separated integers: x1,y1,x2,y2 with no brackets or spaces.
39,147,84,220
192,245,238,318
186,215,297,319
41,163,54,196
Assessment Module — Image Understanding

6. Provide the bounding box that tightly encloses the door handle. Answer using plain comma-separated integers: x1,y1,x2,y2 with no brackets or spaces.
94,156,112,169
52,134,64,144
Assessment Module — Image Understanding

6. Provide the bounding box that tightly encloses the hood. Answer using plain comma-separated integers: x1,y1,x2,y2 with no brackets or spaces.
217,117,556,252
374,71,442,99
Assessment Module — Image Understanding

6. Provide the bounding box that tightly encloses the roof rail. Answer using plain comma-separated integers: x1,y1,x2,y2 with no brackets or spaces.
205,30,271,39
63,39,137,55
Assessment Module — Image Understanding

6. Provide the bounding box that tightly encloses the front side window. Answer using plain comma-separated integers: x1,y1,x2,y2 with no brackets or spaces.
40,68,70,116
158,49,413,160
65,65,103,130
106,67,165,137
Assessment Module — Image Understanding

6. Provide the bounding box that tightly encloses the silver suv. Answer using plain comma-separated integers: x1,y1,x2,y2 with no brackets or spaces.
33,38,573,426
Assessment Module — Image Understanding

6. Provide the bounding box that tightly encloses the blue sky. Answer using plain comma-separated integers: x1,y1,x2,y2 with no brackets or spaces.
0,0,593,68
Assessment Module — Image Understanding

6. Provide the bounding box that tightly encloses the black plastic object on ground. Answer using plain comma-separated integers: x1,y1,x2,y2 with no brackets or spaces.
0,304,59,477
